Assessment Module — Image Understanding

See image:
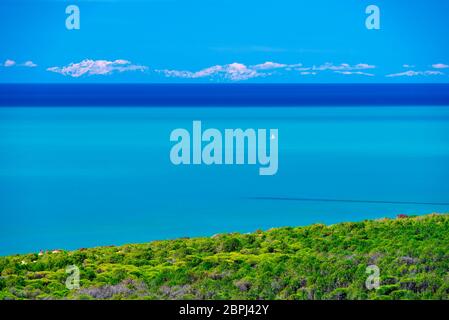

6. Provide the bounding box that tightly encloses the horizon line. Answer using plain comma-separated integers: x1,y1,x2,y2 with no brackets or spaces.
1,83,449,107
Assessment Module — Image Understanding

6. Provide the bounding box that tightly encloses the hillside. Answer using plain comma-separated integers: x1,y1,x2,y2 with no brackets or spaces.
1,213,449,300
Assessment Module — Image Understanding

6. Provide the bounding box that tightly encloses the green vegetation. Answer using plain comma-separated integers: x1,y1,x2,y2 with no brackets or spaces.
1,214,449,300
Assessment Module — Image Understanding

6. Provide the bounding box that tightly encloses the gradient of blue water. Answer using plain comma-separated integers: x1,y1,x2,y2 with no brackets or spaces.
1,106,449,255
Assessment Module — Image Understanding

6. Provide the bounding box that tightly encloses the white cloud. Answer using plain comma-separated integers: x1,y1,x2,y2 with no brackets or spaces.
3,59,16,67
47,59,147,77
313,63,375,71
386,70,444,77
22,61,37,68
157,61,379,81
423,71,444,76
158,61,299,81
432,63,449,69
403,64,415,68
335,71,374,76
157,62,263,81
226,63,261,80
251,61,287,70
2,59,37,68
285,66,305,72
354,63,376,70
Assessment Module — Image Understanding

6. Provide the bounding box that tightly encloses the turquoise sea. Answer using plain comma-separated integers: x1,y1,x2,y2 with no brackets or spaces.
1,106,449,255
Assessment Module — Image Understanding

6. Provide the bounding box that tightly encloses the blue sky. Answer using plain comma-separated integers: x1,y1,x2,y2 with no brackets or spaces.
0,0,448,82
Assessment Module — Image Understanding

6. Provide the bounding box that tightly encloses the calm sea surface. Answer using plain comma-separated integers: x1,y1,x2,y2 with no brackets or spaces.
1,106,449,255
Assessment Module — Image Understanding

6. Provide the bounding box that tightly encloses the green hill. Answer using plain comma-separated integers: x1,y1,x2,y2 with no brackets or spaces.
1,213,449,300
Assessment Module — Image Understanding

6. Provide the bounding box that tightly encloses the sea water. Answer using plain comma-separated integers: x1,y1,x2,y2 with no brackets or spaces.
1,106,448,255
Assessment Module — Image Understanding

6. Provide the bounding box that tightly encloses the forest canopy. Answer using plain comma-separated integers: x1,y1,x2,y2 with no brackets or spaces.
1,213,448,300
